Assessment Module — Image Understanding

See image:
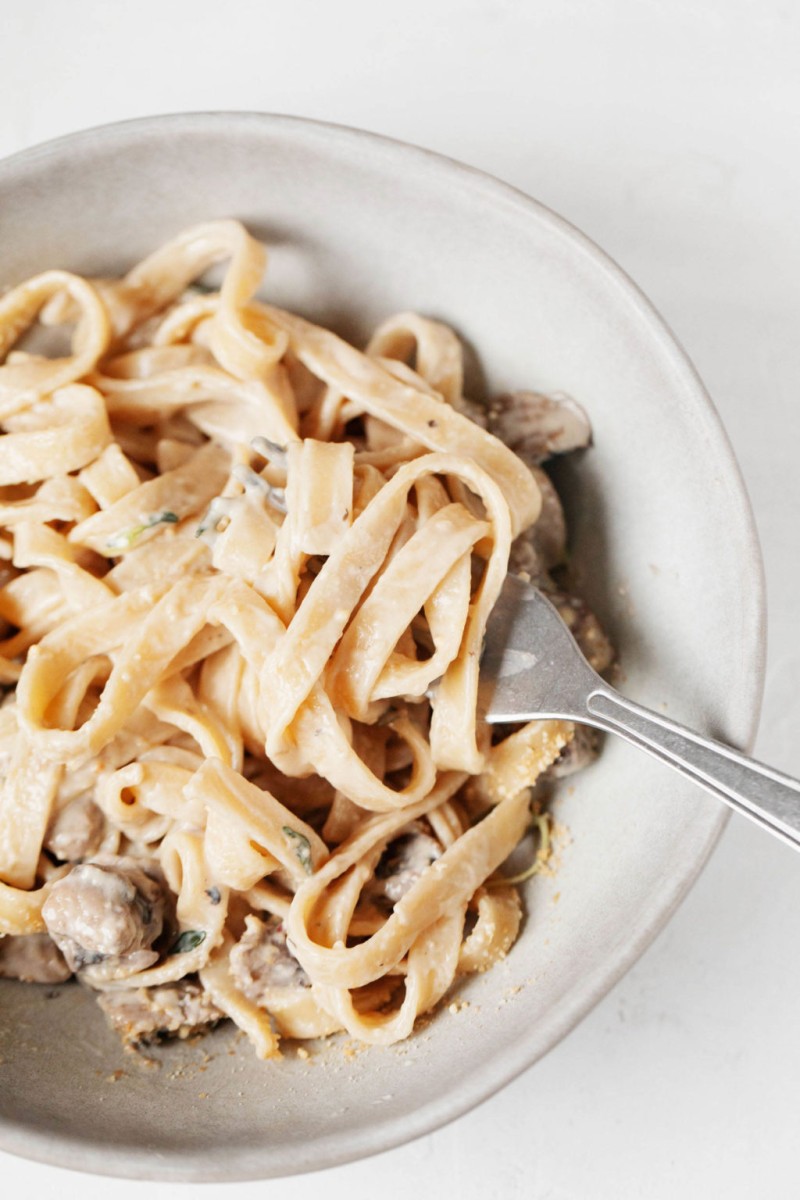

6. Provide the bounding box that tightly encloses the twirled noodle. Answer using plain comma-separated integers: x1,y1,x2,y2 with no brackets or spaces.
0,220,606,1058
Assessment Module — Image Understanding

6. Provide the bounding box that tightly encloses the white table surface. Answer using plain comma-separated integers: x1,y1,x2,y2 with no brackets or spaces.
2,1,799,1196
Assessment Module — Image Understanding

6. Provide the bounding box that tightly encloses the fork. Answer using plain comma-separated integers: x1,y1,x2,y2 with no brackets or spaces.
480,575,800,850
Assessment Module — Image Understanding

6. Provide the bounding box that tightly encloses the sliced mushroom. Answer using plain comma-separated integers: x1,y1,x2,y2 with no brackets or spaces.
368,825,441,908
548,590,615,675
453,395,488,429
545,725,600,779
44,793,106,863
488,391,591,465
42,854,166,979
0,932,72,984
229,914,310,998
97,979,223,1046
509,466,567,582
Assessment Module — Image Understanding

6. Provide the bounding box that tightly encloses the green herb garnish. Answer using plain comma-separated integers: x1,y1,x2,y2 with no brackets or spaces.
169,929,206,955
233,464,271,496
195,496,236,539
106,510,179,551
487,812,552,888
282,826,313,875
250,436,287,464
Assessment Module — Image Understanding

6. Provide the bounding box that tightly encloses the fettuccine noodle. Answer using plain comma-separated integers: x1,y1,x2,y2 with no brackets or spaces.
0,221,605,1058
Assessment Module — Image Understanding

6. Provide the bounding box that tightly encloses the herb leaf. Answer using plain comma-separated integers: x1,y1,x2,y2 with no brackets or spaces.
488,813,552,888
233,464,271,496
205,886,221,905
170,929,206,955
106,510,179,551
250,436,287,464
195,496,237,540
282,826,313,875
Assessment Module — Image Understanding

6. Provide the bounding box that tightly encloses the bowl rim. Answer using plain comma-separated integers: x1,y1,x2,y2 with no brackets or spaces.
0,110,767,1182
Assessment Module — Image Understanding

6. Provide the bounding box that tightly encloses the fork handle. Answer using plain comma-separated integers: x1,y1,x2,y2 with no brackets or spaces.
584,687,800,850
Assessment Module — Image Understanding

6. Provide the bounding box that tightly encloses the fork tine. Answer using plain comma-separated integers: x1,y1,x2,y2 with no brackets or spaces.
480,575,599,724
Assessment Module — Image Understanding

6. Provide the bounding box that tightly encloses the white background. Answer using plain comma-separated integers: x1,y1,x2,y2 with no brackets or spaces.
2,1,799,1196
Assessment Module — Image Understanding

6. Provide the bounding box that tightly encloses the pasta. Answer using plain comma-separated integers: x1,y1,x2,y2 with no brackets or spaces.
0,221,612,1057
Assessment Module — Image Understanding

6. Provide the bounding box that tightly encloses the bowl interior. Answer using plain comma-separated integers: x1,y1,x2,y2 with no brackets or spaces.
0,114,764,1181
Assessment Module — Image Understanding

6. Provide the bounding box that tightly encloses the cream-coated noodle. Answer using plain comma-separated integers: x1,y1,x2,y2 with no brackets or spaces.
0,222,611,1057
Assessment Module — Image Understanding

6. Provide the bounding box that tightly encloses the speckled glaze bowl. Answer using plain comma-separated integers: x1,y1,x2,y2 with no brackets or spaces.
0,113,764,1181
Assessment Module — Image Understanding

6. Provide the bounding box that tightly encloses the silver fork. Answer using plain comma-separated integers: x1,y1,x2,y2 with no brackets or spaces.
480,575,800,851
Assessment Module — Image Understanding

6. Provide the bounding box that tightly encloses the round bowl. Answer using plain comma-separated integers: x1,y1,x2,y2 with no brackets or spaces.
0,113,765,1181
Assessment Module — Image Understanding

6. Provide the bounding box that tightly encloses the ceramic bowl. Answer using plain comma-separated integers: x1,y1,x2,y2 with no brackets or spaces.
0,113,765,1181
